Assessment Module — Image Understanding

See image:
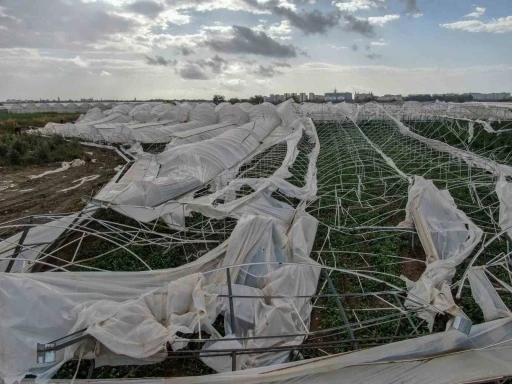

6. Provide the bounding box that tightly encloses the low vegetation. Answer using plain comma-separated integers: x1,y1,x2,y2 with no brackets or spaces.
0,113,84,166
0,112,80,136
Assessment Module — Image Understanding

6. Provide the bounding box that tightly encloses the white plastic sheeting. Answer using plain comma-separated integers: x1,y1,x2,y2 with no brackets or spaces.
93,100,312,223
164,105,249,150
75,108,106,123
402,176,483,329
468,267,512,321
39,113,133,141
496,176,512,239
36,102,191,142
101,117,317,229
0,212,88,273
28,317,512,384
0,210,319,383
100,104,283,207
129,103,218,143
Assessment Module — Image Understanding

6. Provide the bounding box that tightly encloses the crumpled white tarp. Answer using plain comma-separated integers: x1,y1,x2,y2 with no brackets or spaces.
468,267,512,321
95,101,316,228
22,317,512,384
101,103,284,207
39,113,133,141
496,176,512,239
0,210,319,383
164,105,249,150
402,176,483,329
75,107,105,123
130,103,218,143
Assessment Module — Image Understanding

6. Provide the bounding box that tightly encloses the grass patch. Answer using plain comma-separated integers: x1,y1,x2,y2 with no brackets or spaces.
0,133,86,166
0,112,80,136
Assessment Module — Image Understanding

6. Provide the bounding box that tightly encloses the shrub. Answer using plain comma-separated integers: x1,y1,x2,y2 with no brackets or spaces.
8,148,21,165
11,139,27,155
0,143,8,158
34,144,50,164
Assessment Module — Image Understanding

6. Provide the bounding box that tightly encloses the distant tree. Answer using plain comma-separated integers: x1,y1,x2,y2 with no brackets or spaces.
213,94,226,104
229,97,240,104
291,95,300,103
249,95,264,104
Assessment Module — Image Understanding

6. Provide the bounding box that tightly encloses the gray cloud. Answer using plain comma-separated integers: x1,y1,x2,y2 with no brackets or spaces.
176,46,195,56
272,62,291,68
342,14,375,37
204,25,297,58
253,65,282,78
125,0,165,17
180,64,210,80
243,0,340,35
351,44,359,51
400,0,420,14
0,0,138,49
145,55,177,66
366,53,382,59
190,55,228,74
271,8,341,35
243,0,375,37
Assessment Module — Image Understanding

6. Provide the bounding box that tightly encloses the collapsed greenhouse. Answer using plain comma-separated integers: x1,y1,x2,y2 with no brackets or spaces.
2,99,512,383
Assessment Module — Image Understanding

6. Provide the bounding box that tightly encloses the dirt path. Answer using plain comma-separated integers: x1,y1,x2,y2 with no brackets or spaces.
0,148,124,223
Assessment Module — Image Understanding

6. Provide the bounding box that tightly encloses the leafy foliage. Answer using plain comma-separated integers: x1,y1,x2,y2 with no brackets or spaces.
212,94,225,104
0,133,85,166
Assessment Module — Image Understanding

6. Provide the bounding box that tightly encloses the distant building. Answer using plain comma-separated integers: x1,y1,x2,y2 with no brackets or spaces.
470,92,510,101
284,93,290,99
377,94,403,102
355,92,373,102
300,93,307,102
325,88,352,102
309,93,315,101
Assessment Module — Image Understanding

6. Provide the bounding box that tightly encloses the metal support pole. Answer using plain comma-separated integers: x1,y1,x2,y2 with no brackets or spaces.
322,269,359,350
226,267,237,371
5,223,31,273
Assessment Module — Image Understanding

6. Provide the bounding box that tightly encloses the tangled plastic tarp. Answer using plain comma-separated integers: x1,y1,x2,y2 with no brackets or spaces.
401,176,483,329
36,102,197,143
0,210,94,273
0,210,319,383
92,101,317,229
94,101,296,208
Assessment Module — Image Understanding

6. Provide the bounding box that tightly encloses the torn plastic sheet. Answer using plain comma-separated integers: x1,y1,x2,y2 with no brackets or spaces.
402,176,483,329
22,318,512,384
468,267,512,321
164,105,250,150
39,113,133,141
0,211,319,383
369,103,512,178
95,116,317,228
496,176,512,239
0,210,93,273
96,102,296,208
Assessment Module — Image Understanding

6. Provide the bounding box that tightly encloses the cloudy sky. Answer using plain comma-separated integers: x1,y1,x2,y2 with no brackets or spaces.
0,0,510,100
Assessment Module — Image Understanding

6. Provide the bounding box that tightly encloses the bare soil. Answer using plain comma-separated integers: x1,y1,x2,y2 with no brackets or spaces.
0,147,124,224
400,236,426,282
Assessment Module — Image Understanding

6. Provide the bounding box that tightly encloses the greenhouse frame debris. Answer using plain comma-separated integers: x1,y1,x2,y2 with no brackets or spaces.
1,100,512,383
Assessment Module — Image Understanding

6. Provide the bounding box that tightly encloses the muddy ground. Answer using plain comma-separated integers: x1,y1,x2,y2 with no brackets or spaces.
0,147,124,224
